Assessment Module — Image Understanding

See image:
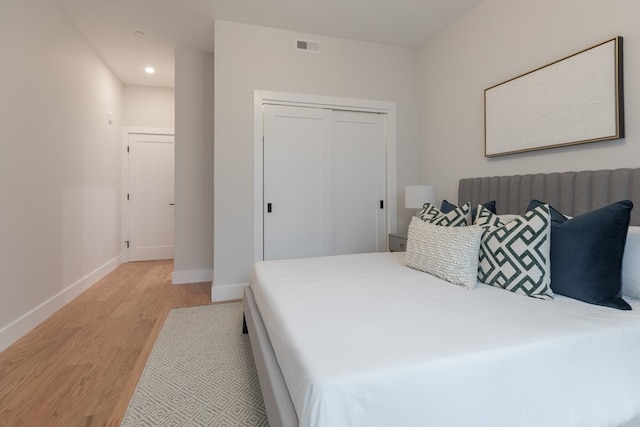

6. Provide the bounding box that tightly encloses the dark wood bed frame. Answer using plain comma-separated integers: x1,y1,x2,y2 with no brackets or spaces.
243,167,640,427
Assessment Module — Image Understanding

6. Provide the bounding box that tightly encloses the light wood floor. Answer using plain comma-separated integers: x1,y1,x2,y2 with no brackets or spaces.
0,260,214,427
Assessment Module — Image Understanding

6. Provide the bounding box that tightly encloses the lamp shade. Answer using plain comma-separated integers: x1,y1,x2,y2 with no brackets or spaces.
405,185,436,209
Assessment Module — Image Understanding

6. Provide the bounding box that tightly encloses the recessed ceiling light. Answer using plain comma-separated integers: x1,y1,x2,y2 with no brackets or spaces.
145,66,155,74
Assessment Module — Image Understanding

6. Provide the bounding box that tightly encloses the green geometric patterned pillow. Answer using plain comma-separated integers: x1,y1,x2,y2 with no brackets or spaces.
475,204,553,300
416,202,471,226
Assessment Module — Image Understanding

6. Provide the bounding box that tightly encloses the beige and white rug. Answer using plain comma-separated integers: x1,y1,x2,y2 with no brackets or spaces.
121,302,269,426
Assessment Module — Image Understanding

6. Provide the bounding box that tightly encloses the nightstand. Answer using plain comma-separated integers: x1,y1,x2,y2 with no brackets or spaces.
388,233,408,252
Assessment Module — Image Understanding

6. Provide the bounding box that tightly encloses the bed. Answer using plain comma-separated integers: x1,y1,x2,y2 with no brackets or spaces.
243,167,640,427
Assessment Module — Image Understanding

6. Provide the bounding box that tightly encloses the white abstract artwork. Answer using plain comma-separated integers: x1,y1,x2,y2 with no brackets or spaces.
485,37,623,157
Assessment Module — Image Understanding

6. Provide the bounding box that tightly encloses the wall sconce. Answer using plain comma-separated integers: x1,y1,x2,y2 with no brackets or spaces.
405,185,436,209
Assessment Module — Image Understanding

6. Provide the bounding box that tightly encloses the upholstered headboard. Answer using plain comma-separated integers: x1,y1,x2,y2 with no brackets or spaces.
458,168,640,226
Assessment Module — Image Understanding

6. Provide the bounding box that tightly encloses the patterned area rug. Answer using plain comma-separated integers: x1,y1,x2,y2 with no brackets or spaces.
121,302,269,426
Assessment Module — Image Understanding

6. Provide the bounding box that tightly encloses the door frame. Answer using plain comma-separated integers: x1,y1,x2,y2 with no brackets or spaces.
253,90,397,263
121,127,175,263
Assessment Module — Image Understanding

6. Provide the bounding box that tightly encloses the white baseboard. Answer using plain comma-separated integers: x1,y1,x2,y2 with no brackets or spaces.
0,255,123,352
212,283,247,302
171,268,213,285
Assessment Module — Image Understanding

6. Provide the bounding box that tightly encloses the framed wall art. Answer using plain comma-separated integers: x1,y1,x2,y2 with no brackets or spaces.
484,37,624,157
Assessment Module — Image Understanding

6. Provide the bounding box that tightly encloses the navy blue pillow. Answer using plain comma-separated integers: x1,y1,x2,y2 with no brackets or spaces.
441,200,496,223
527,200,633,310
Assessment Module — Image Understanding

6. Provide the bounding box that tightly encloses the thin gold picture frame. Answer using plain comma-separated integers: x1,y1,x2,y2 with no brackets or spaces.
484,37,624,157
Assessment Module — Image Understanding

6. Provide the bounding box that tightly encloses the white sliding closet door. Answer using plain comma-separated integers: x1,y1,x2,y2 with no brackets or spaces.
263,104,386,261
332,110,386,255
263,105,332,260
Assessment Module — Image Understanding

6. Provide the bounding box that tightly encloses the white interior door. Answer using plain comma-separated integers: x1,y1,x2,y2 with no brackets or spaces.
332,110,386,254
128,132,175,261
263,105,332,261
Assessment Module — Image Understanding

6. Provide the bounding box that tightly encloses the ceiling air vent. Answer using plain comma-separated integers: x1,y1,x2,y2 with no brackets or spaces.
295,39,320,54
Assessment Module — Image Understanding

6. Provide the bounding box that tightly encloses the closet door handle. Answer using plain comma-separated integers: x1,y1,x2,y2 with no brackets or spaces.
267,203,272,213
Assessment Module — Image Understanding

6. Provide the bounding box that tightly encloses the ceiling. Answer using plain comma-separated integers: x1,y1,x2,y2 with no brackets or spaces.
56,0,481,88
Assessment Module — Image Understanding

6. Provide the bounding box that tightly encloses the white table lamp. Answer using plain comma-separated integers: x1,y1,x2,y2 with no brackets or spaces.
405,185,436,209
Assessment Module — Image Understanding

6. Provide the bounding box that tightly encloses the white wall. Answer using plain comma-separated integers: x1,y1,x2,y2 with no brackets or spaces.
123,85,175,128
419,0,640,206
213,20,420,299
173,49,214,285
0,2,123,350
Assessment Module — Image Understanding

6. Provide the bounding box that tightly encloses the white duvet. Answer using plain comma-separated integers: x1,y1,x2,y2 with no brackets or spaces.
250,252,640,427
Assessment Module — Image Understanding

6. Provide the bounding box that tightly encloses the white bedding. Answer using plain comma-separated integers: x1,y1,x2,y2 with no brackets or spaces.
250,252,640,427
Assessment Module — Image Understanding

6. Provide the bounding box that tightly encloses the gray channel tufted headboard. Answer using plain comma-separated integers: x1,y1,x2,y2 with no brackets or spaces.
458,168,640,226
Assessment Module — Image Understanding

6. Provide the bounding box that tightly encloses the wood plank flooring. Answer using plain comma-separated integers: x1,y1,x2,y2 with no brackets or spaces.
0,260,214,427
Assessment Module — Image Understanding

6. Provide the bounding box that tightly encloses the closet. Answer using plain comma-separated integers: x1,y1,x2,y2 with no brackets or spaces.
262,104,387,261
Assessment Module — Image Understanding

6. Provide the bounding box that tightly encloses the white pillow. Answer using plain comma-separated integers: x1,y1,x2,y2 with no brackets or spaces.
406,217,483,289
622,226,640,300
